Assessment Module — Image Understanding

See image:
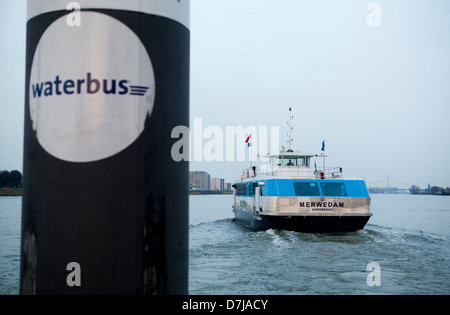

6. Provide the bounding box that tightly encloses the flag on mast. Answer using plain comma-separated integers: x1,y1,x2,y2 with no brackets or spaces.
321,140,325,152
245,134,252,147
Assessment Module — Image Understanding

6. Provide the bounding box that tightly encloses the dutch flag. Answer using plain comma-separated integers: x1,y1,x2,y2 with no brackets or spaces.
245,134,252,147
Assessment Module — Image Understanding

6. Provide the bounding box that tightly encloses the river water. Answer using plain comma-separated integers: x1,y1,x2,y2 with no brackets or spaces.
1,194,449,295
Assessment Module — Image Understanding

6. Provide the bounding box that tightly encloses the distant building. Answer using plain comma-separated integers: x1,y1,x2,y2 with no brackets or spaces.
190,171,210,191
210,178,225,191
226,182,232,192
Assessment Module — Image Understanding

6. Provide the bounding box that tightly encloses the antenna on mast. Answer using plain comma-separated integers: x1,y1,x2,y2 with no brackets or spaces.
287,107,294,152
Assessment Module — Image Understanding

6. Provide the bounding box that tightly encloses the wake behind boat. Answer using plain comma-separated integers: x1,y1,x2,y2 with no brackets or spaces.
232,108,372,233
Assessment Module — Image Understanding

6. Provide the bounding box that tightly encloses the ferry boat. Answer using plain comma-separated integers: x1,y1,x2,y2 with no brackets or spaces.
231,108,372,233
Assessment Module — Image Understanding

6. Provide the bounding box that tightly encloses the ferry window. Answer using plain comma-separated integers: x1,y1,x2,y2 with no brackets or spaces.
282,157,306,166
236,184,246,196
297,157,305,166
320,183,347,196
247,183,255,196
293,182,320,196
283,158,303,166
285,159,295,166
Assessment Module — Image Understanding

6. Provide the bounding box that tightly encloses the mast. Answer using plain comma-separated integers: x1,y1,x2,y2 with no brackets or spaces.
288,107,294,152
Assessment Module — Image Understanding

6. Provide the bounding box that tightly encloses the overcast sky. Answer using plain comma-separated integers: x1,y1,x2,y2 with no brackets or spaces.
1,0,449,188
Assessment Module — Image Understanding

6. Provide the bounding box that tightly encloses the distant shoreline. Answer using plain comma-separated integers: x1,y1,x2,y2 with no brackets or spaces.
189,191,232,195
3,189,449,197
0,188,233,197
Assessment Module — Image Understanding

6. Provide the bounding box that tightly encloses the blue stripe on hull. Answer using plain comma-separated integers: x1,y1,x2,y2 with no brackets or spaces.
260,179,370,198
234,208,370,233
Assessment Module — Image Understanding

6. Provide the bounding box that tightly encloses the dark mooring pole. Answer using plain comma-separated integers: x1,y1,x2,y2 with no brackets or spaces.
21,0,190,295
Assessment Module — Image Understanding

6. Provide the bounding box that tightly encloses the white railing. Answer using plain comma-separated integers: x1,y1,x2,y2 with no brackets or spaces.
314,167,343,179
240,166,344,180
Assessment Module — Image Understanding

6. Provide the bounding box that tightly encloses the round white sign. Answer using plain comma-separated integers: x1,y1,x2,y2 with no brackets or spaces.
29,12,155,162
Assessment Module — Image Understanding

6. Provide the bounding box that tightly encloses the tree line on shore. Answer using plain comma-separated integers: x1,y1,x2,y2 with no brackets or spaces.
0,170,23,188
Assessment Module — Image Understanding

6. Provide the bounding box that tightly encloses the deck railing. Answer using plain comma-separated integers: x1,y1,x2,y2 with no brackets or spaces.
241,166,344,180
314,167,343,179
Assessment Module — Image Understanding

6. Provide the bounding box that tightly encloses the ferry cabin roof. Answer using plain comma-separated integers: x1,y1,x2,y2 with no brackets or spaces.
234,179,370,198
267,153,317,166
248,152,339,180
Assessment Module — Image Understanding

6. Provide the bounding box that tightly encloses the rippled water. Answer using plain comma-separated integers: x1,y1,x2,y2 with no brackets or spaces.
189,194,450,295
1,194,449,294
0,197,21,295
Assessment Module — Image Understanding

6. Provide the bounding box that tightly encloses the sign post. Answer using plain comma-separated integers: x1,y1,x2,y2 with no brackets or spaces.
21,0,190,294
